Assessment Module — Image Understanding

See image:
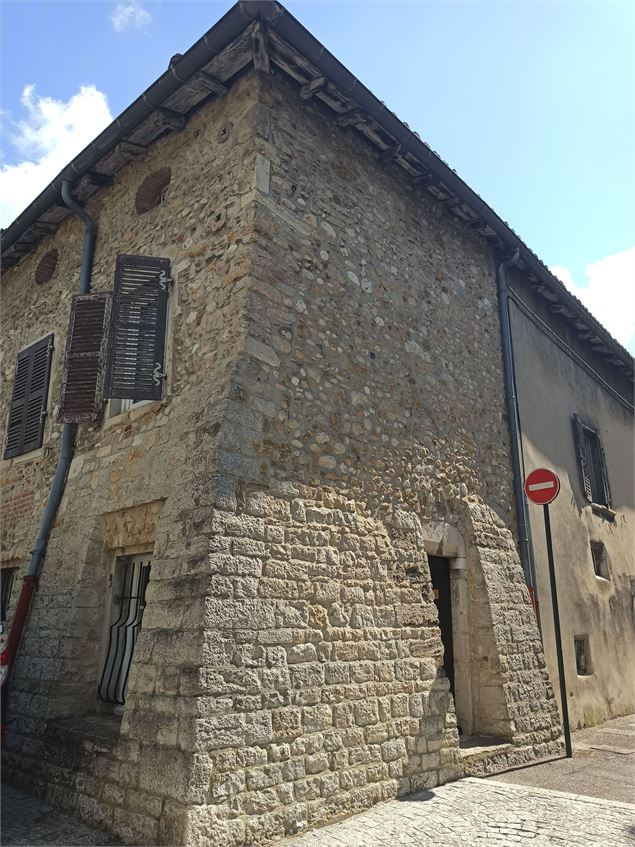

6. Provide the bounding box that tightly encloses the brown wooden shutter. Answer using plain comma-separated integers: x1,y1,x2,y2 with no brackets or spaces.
60,293,112,422
3,334,54,459
596,433,612,508
573,414,593,502
106,255,170,401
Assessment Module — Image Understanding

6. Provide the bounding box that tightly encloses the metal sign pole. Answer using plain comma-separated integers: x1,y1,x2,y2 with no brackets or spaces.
543,502,573,758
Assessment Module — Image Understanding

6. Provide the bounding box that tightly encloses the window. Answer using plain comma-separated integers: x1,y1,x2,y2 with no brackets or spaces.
573,415,611,508
35,249,58,285
1,569,16,620
107,398,135,418
574,635,591,675
59,255,170,423
135,168,171,215
98,555,151,707
590,541,609,579
3,335,54,459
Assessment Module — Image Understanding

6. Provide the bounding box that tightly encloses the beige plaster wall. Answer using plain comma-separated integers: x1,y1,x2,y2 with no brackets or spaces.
509,284,635,728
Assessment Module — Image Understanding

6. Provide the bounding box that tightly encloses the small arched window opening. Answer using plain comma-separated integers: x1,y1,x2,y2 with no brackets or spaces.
135,167,171,215
35,249,58,285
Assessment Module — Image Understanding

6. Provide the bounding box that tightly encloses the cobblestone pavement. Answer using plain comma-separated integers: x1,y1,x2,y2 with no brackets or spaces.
1,785,119,846
3,718,634,846
278,778,635,847
494,714,635,805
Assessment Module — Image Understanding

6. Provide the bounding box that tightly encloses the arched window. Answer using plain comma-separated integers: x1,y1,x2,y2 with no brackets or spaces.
35,249,58,285
135,167,171,215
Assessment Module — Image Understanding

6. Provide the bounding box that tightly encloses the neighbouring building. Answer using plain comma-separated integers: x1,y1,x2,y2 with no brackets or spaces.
0,3,632,845
508,276,635,728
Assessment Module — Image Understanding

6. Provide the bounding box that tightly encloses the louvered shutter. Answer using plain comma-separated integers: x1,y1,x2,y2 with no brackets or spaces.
596,434,612,508
573,414,592,501
3,335,53,459
106,255,170,401
60,293,112,422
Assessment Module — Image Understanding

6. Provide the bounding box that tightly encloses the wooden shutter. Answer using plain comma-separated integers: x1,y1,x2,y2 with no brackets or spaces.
3,335,54,459
106,255,170,401
572,414,593,501
596,433,612,508
60,293,112,422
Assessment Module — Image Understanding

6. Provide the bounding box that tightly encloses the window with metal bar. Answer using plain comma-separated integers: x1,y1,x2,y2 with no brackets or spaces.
98,555,151,706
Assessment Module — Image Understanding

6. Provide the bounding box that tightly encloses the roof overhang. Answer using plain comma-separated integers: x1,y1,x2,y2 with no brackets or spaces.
1,0,632,379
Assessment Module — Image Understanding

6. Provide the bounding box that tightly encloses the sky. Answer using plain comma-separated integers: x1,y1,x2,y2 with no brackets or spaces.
1,0,634,352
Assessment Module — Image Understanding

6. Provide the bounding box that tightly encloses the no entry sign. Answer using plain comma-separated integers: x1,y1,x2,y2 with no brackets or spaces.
524,468,560,505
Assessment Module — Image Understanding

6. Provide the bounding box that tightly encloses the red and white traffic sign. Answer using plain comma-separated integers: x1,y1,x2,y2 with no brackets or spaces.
524,468,560,505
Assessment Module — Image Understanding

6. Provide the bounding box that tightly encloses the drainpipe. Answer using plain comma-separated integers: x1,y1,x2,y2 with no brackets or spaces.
5,181,96,681
497,250,539,619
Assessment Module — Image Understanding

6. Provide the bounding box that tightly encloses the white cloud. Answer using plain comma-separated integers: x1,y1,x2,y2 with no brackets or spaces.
110,1,152,33
551,247,635,353
0,84,112,229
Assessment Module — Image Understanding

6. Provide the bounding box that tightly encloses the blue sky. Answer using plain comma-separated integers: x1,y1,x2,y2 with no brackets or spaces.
2,0,634,351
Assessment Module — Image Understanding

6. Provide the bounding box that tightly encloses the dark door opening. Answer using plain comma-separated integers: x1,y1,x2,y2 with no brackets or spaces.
429,555,455,697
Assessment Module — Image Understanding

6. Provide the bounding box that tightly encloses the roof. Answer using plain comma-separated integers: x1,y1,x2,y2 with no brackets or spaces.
1,0,632,380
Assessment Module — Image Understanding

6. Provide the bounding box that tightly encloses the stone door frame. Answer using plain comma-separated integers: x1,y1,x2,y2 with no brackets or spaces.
420,520,474,736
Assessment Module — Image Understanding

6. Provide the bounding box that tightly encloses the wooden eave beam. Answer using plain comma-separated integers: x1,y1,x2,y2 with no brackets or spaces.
188,70,228,96
252,21,270,72
412,171,436,187
117,140,147,159
379,143,402,163
336,108,367,128
86,172,114,187
33,221,58,235
158,108,187,131
300,76,328,101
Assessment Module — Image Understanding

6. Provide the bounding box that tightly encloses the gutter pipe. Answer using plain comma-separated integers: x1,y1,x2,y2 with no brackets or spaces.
497,250,539,617
5,181,96,682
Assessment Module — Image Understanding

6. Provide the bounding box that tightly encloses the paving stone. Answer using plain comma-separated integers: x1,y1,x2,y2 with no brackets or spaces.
277,778,635,847
1,784,119,846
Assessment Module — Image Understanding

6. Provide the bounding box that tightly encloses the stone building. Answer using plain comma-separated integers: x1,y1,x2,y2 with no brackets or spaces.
0,2,631,845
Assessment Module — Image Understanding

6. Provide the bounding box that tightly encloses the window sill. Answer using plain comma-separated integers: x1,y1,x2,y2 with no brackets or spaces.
103,399,164,429
590,503,616,521
1,446,44,467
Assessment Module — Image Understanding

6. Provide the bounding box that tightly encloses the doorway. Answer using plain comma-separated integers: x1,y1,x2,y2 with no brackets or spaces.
429,555,455,697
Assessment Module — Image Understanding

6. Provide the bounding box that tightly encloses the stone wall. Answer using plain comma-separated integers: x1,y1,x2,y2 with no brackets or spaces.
1,68,561,847
1,73,261,844
176,71,561,844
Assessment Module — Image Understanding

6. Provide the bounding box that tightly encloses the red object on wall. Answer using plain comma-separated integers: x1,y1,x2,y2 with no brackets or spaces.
524,468,561,506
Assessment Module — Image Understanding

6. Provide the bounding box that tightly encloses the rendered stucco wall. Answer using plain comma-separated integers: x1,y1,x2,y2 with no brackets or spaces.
509,285,635,729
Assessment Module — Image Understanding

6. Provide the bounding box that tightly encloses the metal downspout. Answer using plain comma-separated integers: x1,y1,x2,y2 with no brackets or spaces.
497,250,539,617
6,181,96,678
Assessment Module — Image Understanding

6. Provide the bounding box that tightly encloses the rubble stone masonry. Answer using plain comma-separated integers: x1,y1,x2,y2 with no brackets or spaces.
1,69,561,846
